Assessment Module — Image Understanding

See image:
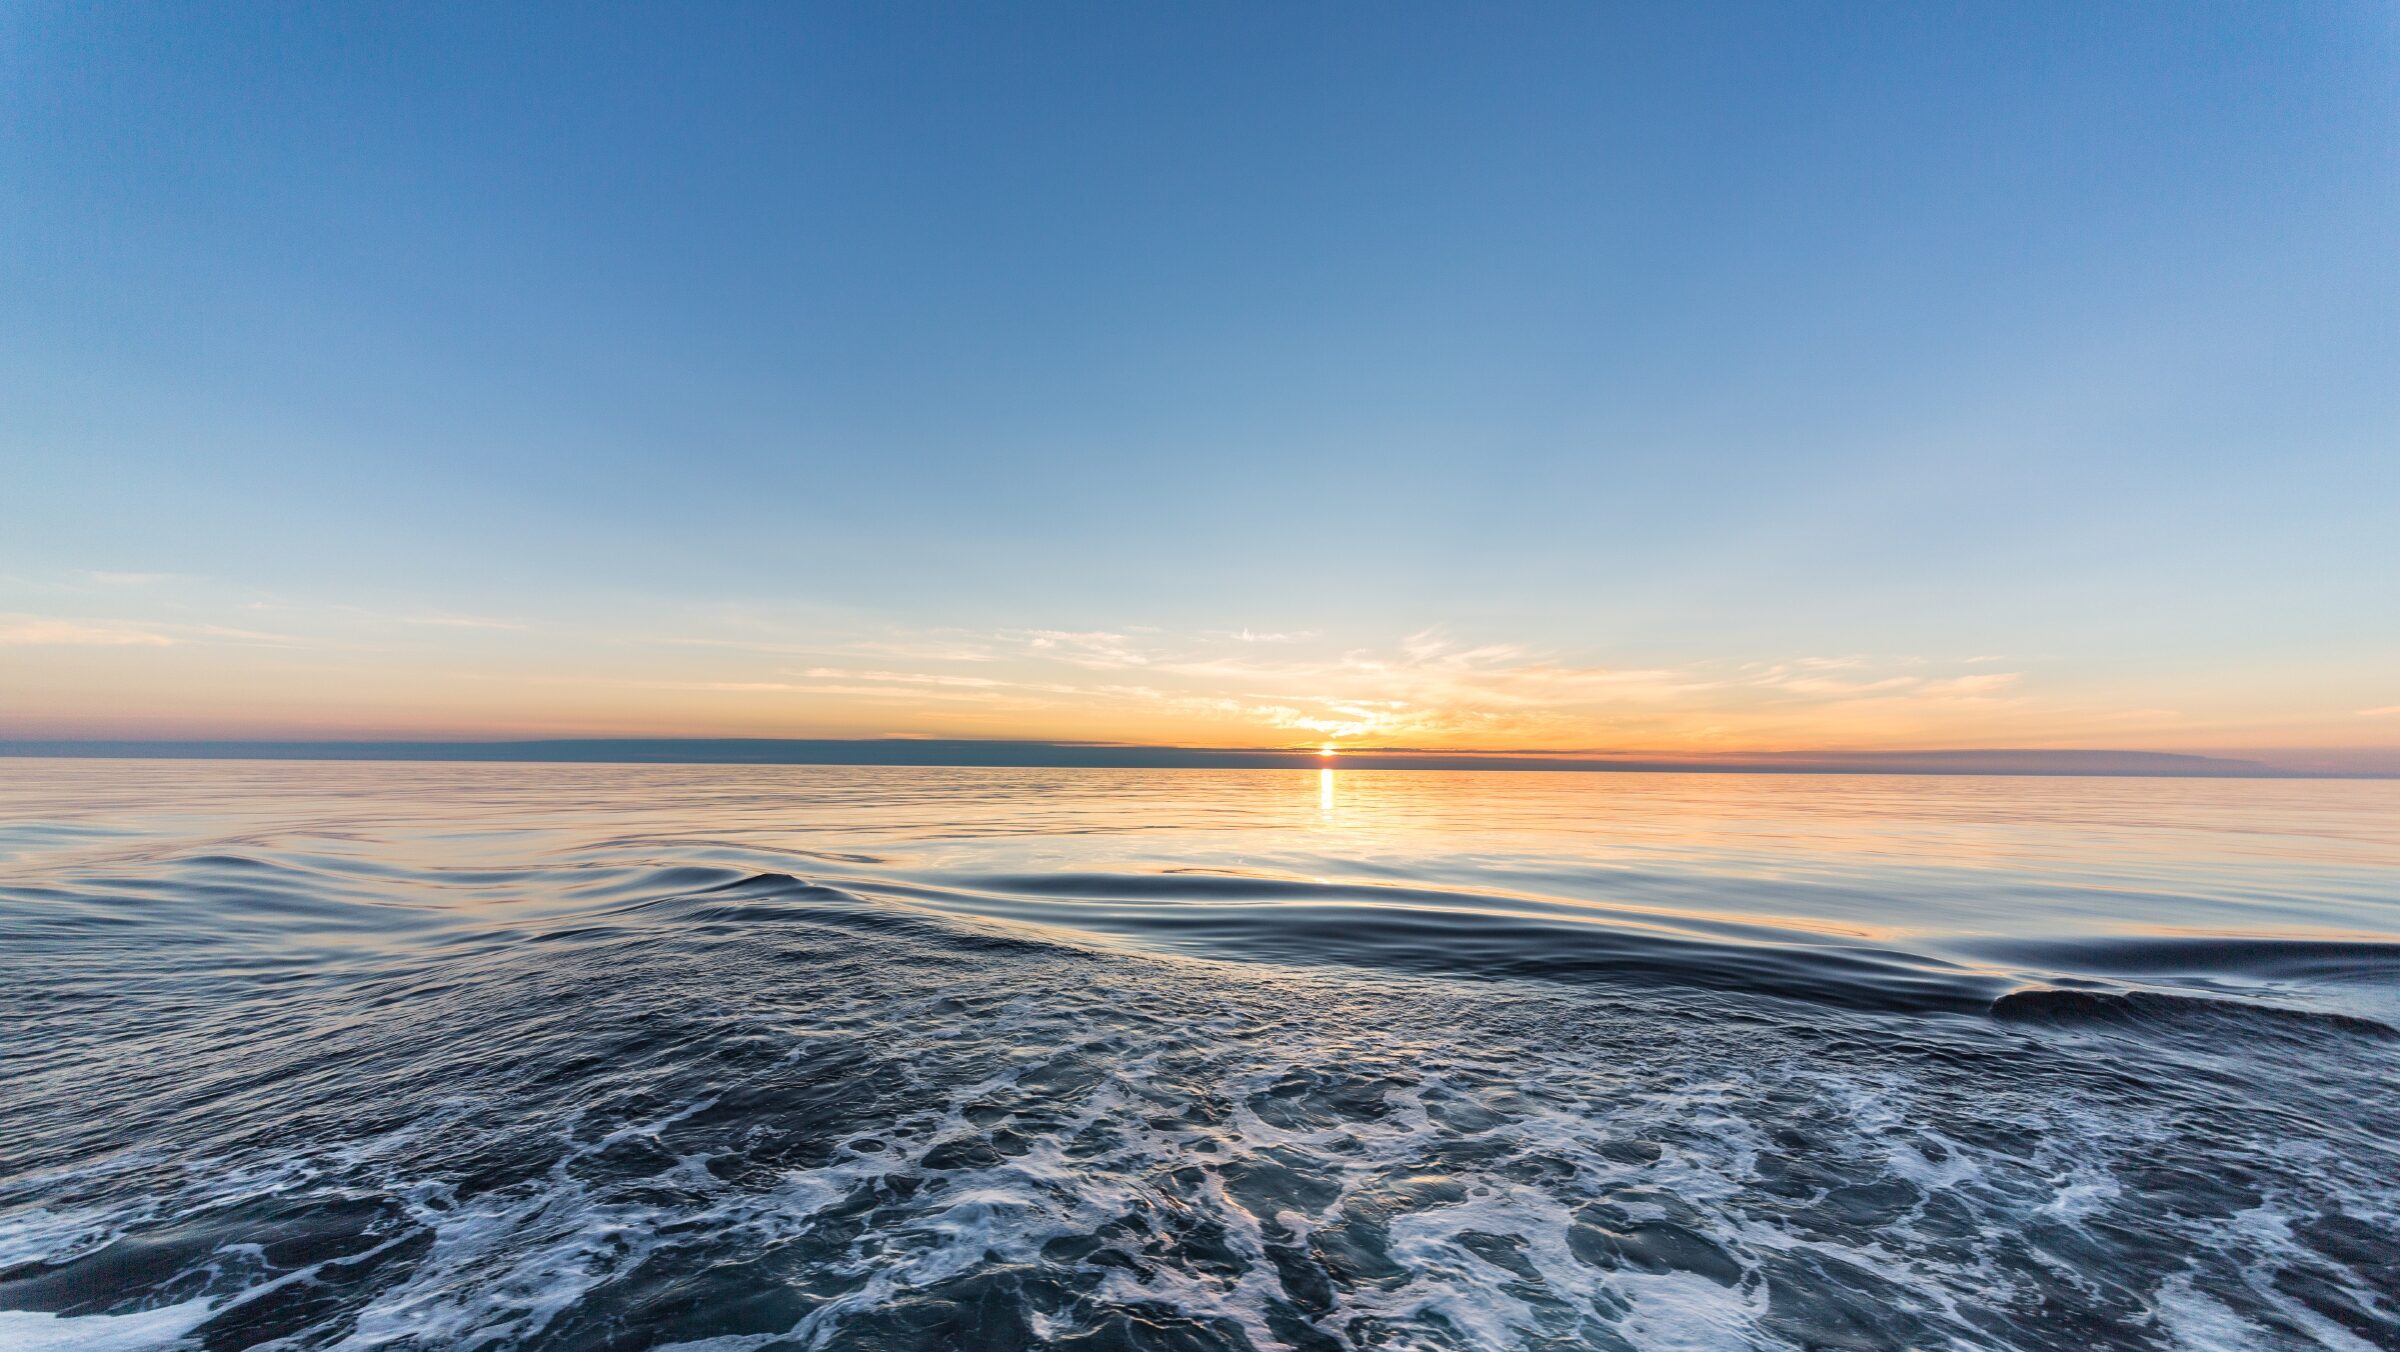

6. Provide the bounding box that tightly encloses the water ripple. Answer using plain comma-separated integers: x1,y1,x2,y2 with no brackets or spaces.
1,762,2396,1350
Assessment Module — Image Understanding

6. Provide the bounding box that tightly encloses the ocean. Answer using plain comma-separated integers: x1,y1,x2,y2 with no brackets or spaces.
1,760,2394,1351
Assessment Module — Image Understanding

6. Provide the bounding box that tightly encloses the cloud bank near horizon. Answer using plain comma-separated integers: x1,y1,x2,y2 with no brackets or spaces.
0,574,2392,767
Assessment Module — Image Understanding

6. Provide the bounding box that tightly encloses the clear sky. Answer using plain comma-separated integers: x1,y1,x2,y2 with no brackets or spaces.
3,2,2395,764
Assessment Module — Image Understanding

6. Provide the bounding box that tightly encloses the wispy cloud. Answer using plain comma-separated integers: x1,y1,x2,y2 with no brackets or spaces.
1018,630,1153,668
80,571,192,588
784,626,2049,748
1209,628,1313,644
0,615,176,646
0,589,2238,753
646,634,1002,663
799,667,1010,689
239,599,527,632
395,611,527,631
0,612,312,649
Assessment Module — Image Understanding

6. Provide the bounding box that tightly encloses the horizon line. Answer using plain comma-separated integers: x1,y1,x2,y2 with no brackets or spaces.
2,738,2391,779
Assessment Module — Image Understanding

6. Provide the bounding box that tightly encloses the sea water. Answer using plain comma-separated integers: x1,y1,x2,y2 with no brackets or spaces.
1,761,2394,1350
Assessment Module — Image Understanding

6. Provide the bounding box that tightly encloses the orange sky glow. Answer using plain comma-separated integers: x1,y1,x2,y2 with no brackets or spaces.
5,593,2392,767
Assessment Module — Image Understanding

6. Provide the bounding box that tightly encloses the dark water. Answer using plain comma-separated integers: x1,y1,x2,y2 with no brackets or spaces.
2,763,2396,1351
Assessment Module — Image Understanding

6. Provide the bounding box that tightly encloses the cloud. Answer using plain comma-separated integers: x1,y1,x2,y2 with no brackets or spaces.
397,612,526,630
420,612,2077,751
845,638,1001,663
2361,706,2400,718
651,635,1001,663
488,675,812,695
241,599,526,632
80,571,190,587
841,625,2045,746
1017,630,1152,668
798,667,1010,689
1916,672,2023,697
0,615,175,646
1764,674,1923,696
784,683,1018,704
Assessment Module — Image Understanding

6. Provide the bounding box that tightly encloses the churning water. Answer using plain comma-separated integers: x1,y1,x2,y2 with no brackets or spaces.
1,761,2394,1351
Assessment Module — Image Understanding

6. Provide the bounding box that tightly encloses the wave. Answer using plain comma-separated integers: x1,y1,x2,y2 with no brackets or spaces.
14,848,2397,1040
1990,987,2399,1040
1960,934,2400,985
648,869,1998,1016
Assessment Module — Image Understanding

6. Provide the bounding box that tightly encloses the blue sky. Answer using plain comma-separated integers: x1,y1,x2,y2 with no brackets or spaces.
2,3,2394,757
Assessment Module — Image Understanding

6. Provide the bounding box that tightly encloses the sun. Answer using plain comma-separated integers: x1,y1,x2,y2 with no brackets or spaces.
1318,741,1338,758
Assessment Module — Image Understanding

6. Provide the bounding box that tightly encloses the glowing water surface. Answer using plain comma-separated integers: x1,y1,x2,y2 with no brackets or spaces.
1,761,2395,1350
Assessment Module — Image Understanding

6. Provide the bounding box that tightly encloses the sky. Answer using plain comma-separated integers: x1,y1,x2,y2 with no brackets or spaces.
2,2,2395,765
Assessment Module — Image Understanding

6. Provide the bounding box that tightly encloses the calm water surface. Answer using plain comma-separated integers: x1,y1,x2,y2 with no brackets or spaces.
1,762,2395,1351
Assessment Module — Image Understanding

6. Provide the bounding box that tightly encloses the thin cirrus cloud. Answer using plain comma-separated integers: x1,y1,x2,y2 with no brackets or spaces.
671,626,2051,749
0,587,2374,757
80,571,193,588
374,621,2052,748
0,608,312,651
0,615,177,647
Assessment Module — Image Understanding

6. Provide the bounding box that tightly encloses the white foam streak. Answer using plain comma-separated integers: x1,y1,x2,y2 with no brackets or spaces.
0,1297,214,1352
